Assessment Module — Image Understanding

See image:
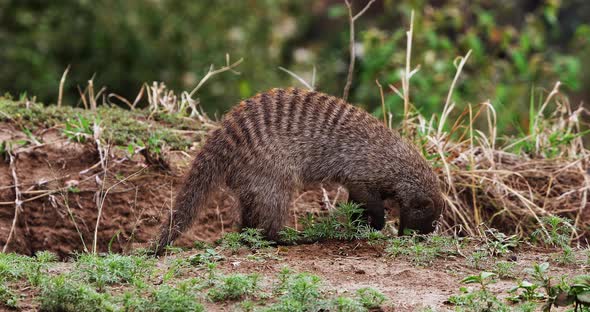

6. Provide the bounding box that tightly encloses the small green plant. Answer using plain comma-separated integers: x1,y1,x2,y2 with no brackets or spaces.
328,296,365,312
162,258,190,282
359,227,387,245
220,232,243,252
355,287,387,309
555,245,576,265
149,283,205,312
240,228,273,249
220,228,274,253
522,262,574,310
484,228,519,256
208,273,260,302
265,271,326,311
205,262,218,286
63,114,96,143
568,275,590,310
189,248,223,266
193,240,211,250
75,254,151,291
0,283,19,309
385,234,458,266
279,202,371,243
447,287,509,312
0,253,27,282
39,275,115,312
461,272,497,292
448,272,510,311
26,251,58,287
508,280,545,303
531,216,574,248
240,300,256,312
468,250,489,270
493,261,516,279
531,216,577,265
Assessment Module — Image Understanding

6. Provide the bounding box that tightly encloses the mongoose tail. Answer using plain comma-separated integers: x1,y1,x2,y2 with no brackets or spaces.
153,149,222,256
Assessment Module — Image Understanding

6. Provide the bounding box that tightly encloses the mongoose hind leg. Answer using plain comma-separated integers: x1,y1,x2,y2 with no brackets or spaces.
347,186,385,230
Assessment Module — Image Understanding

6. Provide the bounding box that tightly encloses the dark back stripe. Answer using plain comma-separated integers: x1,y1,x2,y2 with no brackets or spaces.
260,92,272,129
273,89,286,132
287,89,303,133
234,112,253,147
244,98,264,145
334,105,354,131
309,95,328,137
327,99,347,128
283,88,300,133
321,97,340,129
223,119,243,148
295,91,316,133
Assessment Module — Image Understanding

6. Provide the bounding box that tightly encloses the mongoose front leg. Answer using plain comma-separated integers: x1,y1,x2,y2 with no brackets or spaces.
231,174,293,242
347,186,385,230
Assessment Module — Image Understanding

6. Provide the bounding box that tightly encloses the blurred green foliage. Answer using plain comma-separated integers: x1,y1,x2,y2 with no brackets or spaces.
354,0,590,133
0,0,310,111
0,0,588,134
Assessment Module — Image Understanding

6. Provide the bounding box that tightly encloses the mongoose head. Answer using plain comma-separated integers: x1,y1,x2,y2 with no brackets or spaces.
397,191,443,235
381,168,444,235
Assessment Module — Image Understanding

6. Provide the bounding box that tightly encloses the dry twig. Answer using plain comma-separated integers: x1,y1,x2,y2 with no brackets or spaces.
342,0,376,101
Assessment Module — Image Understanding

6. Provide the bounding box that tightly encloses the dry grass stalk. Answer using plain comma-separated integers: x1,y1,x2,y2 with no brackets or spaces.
92,156,146,254
57,65,70,108
189,54,243,97
107,84,145,110
2,152,22,252
278,66,315,90
375,80,387,126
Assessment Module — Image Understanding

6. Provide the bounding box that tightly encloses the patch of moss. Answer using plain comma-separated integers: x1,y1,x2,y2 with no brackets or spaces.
0,97,204,151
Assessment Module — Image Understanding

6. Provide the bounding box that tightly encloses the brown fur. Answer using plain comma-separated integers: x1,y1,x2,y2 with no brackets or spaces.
154,88,443,255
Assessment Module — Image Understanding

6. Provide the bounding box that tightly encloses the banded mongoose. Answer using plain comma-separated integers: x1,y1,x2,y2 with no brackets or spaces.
154,88,443,255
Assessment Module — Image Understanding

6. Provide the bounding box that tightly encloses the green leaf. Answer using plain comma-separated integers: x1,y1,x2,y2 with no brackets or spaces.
576,290,590,304
480,272,496,280
460,275,480,284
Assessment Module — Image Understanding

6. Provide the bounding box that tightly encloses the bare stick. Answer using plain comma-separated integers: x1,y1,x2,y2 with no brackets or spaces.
3,152,21,252
375,80,387,126
278,66,315,90
342,0,376,101
58,65,71,108
189,54,243,97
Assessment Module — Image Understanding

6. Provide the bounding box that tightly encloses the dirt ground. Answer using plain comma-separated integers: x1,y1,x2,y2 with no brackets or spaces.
160,242,585,311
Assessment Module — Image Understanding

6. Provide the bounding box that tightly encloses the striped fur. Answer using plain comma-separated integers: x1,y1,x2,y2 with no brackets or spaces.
154,88,443,255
